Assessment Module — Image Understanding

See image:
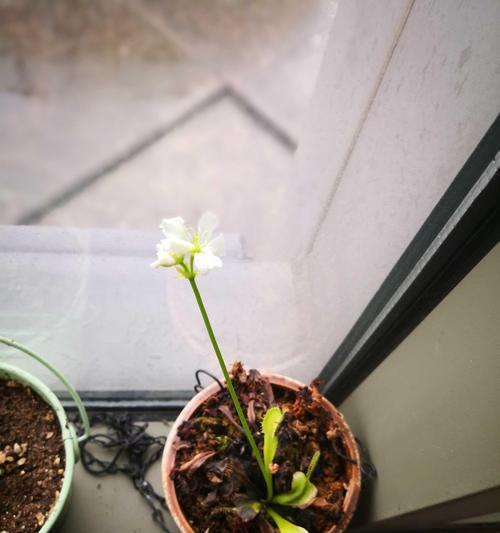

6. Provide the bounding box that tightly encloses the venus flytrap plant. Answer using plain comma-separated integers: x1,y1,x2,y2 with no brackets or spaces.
261,407,321,532
152,213,320,532
234,409,321,533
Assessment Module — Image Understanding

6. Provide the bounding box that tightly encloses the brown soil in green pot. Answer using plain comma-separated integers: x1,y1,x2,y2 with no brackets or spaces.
0,379,65,533
170,363,360,533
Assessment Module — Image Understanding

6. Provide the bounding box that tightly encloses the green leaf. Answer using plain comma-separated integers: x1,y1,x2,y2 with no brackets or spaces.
306,451,320,480
272,472,318,508
266,507,308,533
262,406,284,473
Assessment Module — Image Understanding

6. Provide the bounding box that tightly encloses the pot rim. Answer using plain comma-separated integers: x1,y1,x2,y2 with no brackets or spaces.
162,372,361,533
0,362,76,533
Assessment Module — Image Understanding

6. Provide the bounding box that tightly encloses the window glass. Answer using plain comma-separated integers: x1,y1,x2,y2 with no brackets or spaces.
0,1,334,391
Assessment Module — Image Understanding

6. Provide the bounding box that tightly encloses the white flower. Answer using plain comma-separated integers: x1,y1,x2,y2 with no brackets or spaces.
151,212,224,276
159,216,187,238
150,216,191,268
193,249,223,274
150,241,177,268
159,216,195,255
192,212,224,275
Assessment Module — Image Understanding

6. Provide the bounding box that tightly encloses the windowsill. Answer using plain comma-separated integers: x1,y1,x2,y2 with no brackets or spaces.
62,421,179,533
0,224,317,394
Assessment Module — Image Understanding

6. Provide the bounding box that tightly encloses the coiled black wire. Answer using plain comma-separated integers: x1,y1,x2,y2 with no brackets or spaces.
78,413,171,532
75,370,223,531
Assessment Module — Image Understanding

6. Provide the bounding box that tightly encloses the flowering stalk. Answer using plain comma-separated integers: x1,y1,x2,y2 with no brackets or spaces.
187,276,273,501
151,213,273,500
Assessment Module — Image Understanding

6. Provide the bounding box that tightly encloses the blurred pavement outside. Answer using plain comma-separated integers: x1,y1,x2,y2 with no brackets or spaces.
0,0,336,259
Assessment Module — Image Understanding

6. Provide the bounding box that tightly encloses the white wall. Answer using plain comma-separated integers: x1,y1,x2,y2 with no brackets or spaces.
293,0,500,376
339,245,500,524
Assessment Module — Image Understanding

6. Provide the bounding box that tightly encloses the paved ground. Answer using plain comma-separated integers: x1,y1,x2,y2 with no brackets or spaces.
0,0,335,259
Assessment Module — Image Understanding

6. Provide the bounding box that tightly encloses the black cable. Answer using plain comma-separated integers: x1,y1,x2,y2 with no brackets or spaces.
74,369,226,531
355,437,378,482
77,413,172,532
194,368,224,393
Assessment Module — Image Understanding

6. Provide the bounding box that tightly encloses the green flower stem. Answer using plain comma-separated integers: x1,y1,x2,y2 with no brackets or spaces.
188,276,273,501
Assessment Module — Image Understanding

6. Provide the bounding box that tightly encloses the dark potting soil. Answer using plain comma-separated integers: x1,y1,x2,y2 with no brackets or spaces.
172,363,350,533
0,379,65,533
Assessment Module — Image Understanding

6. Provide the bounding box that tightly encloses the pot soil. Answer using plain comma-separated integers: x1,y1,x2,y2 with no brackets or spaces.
0,378,65,533
164,363,361,533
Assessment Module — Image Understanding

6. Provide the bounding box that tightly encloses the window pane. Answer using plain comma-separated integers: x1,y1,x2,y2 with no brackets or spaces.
0,1,334,392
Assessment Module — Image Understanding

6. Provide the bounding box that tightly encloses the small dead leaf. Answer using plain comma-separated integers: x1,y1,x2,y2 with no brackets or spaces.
202,490,218,507
218,405,243,433
206,471,223,484
262,376,275,405
247,399,256,426
178,451,216,475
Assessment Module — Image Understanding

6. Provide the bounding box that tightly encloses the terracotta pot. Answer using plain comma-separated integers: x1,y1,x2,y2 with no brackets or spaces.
162,373,361,533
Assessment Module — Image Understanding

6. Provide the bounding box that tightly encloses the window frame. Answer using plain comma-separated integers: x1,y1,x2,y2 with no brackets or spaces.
318,113,500,404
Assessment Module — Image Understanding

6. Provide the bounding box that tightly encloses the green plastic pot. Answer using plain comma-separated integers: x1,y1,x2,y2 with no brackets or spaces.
0,336,90,533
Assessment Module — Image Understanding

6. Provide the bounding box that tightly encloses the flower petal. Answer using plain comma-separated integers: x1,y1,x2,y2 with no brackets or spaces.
193,252,223,275
160,216,188,239
150,250,177,268
167,236,195,255
198,212,219,239
203,233,225,256
156,238,170,252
